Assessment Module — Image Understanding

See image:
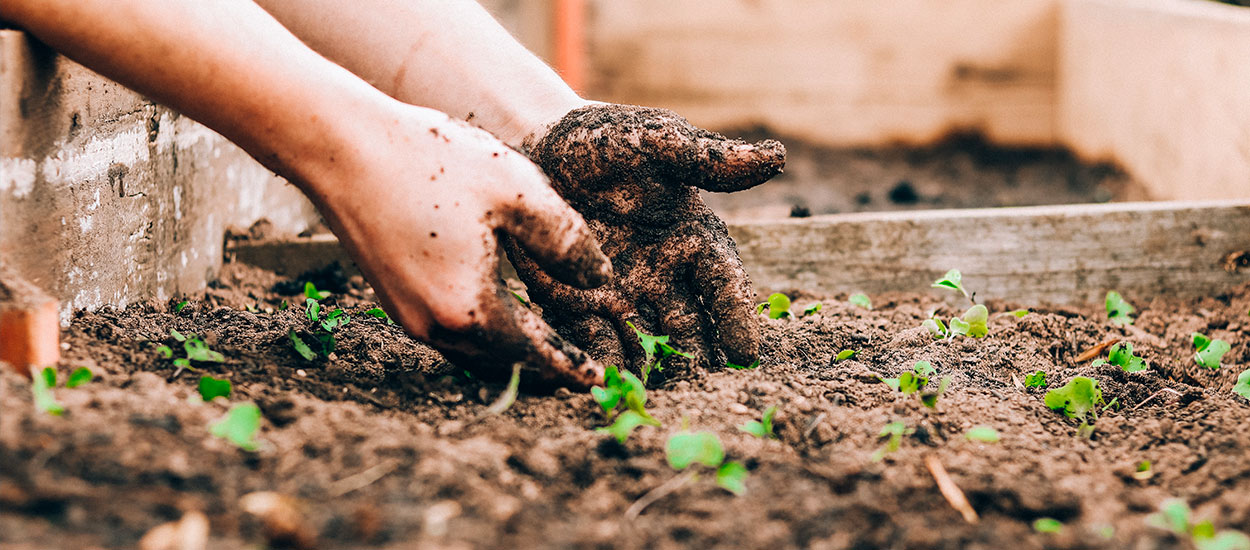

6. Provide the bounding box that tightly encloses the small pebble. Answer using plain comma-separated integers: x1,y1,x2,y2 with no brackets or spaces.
296,369,306,377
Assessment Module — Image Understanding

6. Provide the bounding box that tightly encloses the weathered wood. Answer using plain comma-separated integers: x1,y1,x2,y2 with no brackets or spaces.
229,201,1250,305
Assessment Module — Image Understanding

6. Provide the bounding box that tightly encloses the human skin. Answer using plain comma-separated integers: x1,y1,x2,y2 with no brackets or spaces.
0,0,613,387
252,0,786,372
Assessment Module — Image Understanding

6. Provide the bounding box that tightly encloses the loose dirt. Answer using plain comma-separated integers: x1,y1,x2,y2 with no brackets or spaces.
3,262,1248,549
702,132,1146,221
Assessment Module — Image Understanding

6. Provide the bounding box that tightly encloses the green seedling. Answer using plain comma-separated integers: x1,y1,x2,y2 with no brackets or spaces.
870,421,914,462
591,365,660,443
757,293,793,320
965,425,1000,443
175,300,190,313
849,293,872,310
244,304,259,313
1045,376,1106,436
483,364,521,415
1105,291,1135,326
1092,342,1147,373
1192,332,1231,370
726,360,760,370
66,367,93,388
738,405,777,439
291,297,351,360
1133,460,1154,481
932,269,973,303
1148,499,1250,550
834,349,856,362
881,360,934,395
32,366,64,416
364,307,394,325
1024,370,1047,388
156,329,224,370
923,315,948,339
1033,518,1063,534
303,281,331,300
1011,309,1030,318
919,376,951,409
198,375,232,401
665,431,748,495
627,321,691,384
1234,369,1250,401
509,290,528,306
803,303,823,316
210,402,262,451
948,304,989,338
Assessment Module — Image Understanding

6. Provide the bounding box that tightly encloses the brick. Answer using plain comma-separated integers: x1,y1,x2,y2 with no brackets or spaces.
0,265,60,378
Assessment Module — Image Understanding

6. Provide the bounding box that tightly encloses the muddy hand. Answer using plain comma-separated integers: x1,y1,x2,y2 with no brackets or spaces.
310,106,612,389
509,104,785,373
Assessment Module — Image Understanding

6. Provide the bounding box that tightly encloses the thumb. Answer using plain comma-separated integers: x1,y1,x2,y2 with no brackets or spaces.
497,180,612,289
625,107,786,192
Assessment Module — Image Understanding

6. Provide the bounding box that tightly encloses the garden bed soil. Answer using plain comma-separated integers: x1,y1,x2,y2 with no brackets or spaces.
3,262,1249,549
702,132,1147,221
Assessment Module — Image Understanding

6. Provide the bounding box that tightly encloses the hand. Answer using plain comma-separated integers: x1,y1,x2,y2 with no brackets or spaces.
307,105,612,388
507,104,785,374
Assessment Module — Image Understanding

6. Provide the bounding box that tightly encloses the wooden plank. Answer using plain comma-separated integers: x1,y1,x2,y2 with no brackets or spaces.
1059,0,1250,201
734,200,1250,303
229,201,1250,305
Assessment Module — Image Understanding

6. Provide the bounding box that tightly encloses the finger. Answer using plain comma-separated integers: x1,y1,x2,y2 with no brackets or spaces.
428,287,605,390
657,298,711,367
627,109,786,193
693,242,761,367
497,181,613,290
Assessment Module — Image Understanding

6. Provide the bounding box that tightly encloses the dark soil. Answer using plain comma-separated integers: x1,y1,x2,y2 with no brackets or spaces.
702,131,1147,221
3,262,1249,549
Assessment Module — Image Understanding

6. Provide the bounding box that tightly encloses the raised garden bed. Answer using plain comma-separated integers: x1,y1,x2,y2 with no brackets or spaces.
2,259,1249,549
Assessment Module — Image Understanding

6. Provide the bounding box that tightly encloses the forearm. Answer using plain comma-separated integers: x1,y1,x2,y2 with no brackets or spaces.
253,0,588,146
0,0,388,189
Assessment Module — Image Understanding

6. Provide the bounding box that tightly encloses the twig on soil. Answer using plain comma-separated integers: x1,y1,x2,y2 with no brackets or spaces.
624,471,696,521
803,412,827,439
924,456,979,524
1075,338,1121,363
1132,387,1184,411
327,458,399,498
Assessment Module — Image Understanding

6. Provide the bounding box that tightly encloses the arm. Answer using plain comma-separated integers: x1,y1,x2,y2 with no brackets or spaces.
253,0,586,147
0,0,613,387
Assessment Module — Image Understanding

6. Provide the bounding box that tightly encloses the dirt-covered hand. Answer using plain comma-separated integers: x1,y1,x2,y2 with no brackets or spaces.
509,104,785,374
307,104,612,389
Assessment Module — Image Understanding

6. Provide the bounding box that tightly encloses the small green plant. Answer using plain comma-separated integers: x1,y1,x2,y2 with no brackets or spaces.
1105,291,1135,325
363,307,394,325
665,431,748,495
290,298,351,360
932,269,973,303
198,375,232,401
949,304,989,338
1148,499,1250,550
1024,370,1047,388
66,367,93,388
32,366,64,416
175,300,190,313
155,329,225,370
870,421,914,462
1033,518,1063,534
923,315,948,339
1091,342,1147,372
1234,369,1250,401
738,405,777,439
802,303,823,316
483,364,522,415
757,293,793,320
849,293,872,310
1192,333,1231,370
1133,460,1154,481
509,290,528,306
726,360,760,370
881,360,934,395
592,365,660,443
919,376,951,409
304,281,331,300
627,321,692,384
965,425,1000,443
211,402,263,451
1011,309,1030,318
834,349,857,362
1044,376,1106,436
